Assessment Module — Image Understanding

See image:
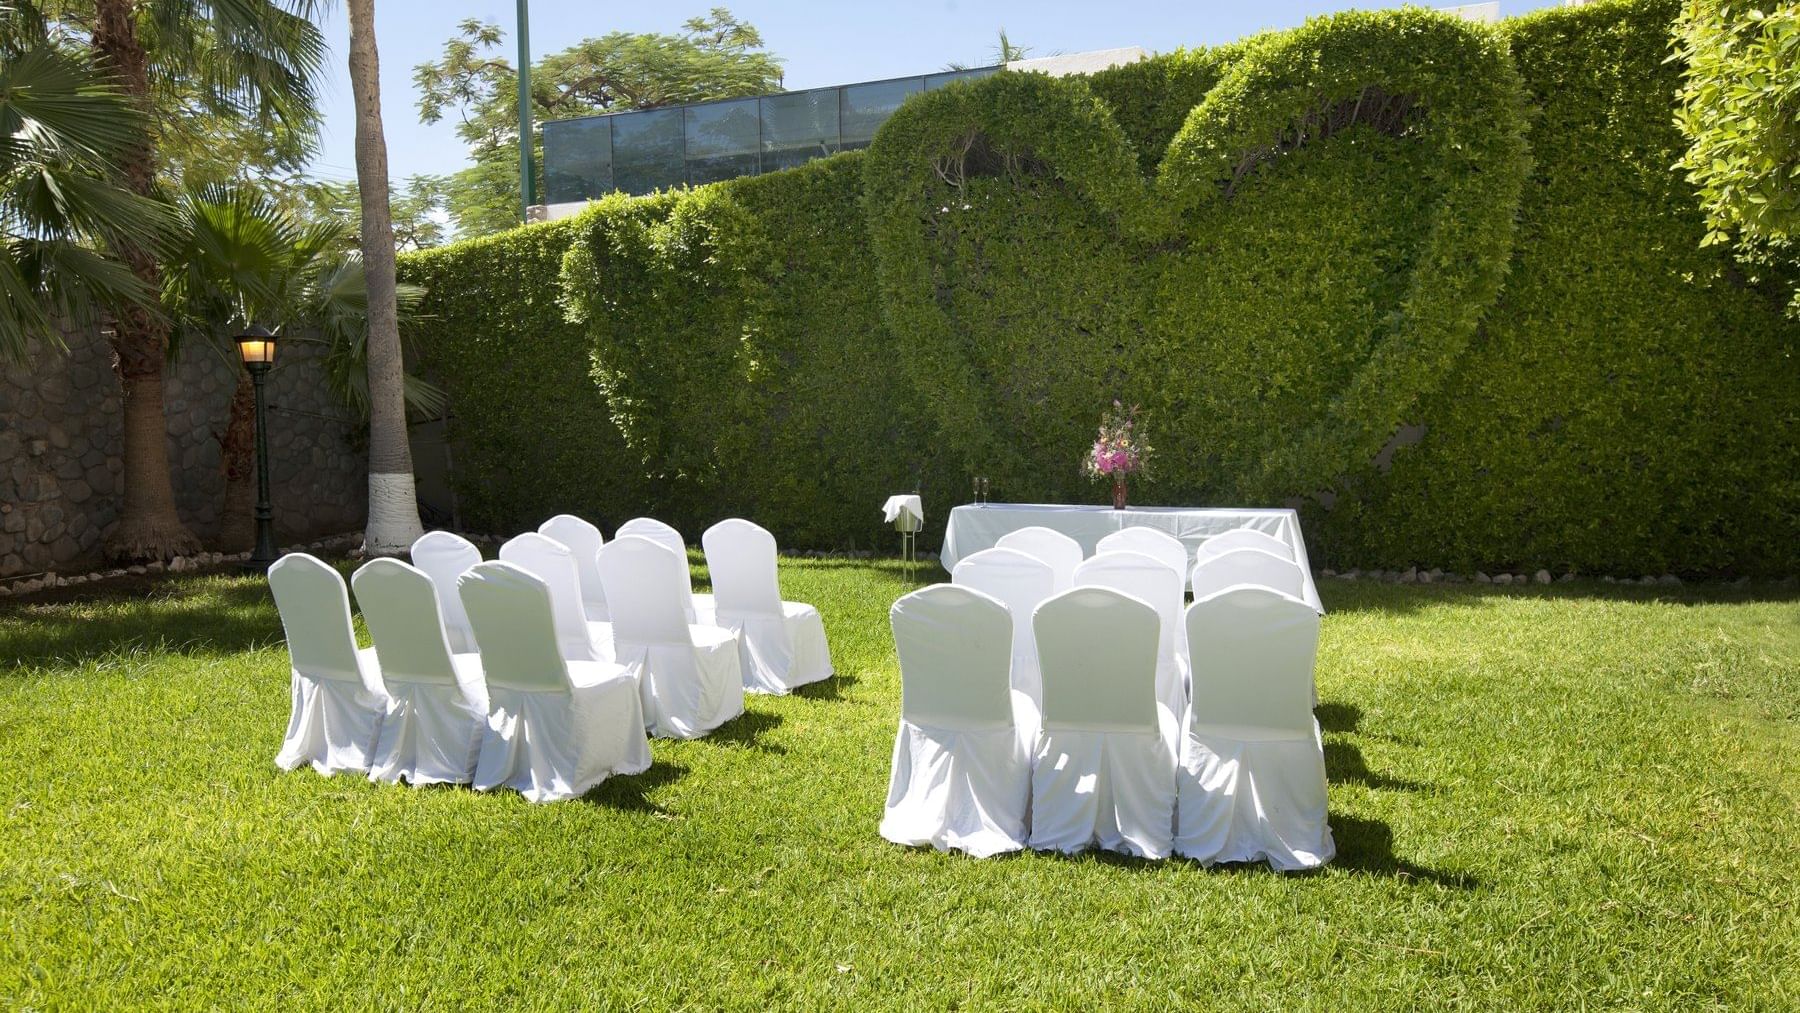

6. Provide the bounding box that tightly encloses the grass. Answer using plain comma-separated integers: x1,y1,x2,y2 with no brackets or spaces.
2,557,1797,1009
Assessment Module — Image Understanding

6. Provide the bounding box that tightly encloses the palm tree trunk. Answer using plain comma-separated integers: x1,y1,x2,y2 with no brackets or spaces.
348,0,423,556
93,0,200,563
216,372,257,551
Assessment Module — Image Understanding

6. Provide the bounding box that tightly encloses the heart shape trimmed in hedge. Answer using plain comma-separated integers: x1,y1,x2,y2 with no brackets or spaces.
863,8,1529,502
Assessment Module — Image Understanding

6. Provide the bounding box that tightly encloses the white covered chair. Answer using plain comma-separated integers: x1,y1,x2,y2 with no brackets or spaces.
1177,586,1333,870
457,561,651,803
1195,527,1294,565
615,517,699,621
270,553,387,776
538,514,608,621
996,525,1084,593
951,546,1055,715
498,532,611,663
352,558,487,786
1098,526,1190,585
699,519,832,694
1028,586,1179,859
1190,547,1309,604
880,584,1030,857
1074,550,1188,724
600,536,745,739
409,530,482,653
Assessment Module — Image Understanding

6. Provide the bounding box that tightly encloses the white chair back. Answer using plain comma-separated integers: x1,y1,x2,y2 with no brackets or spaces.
995,526,1083,592
409,530,482,651
891,584,1015,729
952,547,1054,692
1033,586,1159,733
600,536,693,646
351,558,457,687
268,553,364,684
1185,586,1320,739
701,518,783,616
1097,526,1189,583
616,517,686,562
455,562,570,693
537,514,606,612
1190,548,1307,602
1074,550,1183,676
498,532,597,661
1196,527,1294,564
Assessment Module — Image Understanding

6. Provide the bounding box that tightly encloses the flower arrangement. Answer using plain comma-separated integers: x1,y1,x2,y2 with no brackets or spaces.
1085,401,1151,509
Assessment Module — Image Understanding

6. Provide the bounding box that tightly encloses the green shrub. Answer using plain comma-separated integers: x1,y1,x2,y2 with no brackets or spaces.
402,0,1798,574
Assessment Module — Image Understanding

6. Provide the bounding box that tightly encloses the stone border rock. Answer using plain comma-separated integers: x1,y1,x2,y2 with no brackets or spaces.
0,531,365,597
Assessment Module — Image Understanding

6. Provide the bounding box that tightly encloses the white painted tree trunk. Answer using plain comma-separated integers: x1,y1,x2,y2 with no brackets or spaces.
348,0,423,556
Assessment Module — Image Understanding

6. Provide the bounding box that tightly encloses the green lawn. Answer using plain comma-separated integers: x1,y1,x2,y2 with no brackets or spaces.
2,558,1797,1009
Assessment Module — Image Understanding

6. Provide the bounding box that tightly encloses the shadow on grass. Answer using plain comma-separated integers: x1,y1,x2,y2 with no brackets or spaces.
0,570,283,672
708,709,786,753
1316,702,1425,791
1326,812,1477,888
792,672,857,702
1318,579,1800,616
578,761,688,814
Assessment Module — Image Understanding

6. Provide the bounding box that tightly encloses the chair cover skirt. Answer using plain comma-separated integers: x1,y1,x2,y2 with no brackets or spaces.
1175,726,1334,870
616,627,746,739
1029,722,1179,860
472,661,652,803
368,656,488,786
881,720,1030,858
275,646,386,776
708,602,832,694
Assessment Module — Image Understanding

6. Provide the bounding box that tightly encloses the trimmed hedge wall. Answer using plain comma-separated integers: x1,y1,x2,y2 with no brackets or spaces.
1309,0,1800,574
402,0,1800,575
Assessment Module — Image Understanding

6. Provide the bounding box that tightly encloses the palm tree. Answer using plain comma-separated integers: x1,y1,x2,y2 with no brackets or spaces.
88,0,328,562
1,6,168,361
161,185,442,549
347,0,425,556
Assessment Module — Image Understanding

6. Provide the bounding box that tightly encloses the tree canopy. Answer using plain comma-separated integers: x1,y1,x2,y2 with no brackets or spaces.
1672,0,1800,316
413,7,783,237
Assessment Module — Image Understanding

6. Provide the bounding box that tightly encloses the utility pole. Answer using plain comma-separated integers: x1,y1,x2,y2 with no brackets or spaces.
516,0,535,221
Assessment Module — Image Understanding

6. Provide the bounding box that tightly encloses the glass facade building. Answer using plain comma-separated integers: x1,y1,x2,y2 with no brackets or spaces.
542,67,1000,204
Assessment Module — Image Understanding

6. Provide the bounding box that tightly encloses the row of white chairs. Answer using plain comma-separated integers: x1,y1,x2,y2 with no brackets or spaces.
955,525,1313,723
413,516,832,698
271,516,832,802
270,552,652,802
881,581,1332,868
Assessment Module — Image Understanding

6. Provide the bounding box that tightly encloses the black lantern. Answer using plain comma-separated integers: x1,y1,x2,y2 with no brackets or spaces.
234,324,278,569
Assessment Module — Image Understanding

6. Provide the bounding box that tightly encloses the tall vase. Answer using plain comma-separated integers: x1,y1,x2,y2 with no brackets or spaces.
1112,473,1128,510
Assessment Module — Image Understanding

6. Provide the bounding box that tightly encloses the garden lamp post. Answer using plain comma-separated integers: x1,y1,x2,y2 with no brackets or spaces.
234,324,279,569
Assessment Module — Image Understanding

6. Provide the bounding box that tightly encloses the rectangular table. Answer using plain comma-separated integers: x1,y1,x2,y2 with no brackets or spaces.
940,502,1323,612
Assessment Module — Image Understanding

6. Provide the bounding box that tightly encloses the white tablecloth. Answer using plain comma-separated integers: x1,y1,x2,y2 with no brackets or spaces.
940,503,1322,612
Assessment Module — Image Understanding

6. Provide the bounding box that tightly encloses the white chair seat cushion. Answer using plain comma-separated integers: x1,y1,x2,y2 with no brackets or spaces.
1028,709,1180,859
368,655,487,787
1175,721,1334,870
614,626,745,739
274,646,387,777
880,719,1030,858
472,662,651,803
582,599,611,623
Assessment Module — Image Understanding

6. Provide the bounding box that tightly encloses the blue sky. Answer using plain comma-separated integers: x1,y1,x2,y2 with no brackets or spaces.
307,1,1564,185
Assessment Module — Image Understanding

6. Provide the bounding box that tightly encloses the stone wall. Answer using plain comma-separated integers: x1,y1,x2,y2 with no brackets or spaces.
1,325,366,578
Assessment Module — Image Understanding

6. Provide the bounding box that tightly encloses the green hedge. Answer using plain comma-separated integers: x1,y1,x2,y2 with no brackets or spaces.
1310,0,1800,574
402,0,1799,575
398,218,650,529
